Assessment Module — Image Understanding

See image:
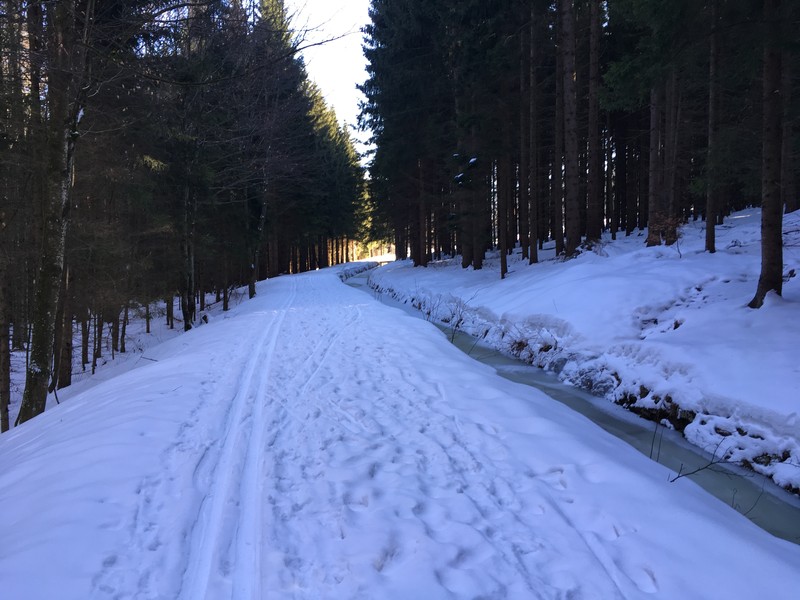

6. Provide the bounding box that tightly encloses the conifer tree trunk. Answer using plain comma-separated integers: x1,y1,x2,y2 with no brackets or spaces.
646,84,665,247
249,197,268,296
519,16,531,261
782,52,797,213
638,117,650,231
607,119,616,239
457,91,476,269
561,0,581,255
268,232,281,276
94,314,103,361
706,0,720,252
92,313,102,375
11,296,26,352
120,305,128,354
417,160,429,267
111,310,120,356
618,121,634,236
663,69,681,245
529,5,540,264
459,155,474,269
614,120,628,235
586,0,603,243
553,40,565,256
1,2,24,428
750,0,784,308
472,157,487,271
0,273,10,432
180,184,197,328
299,241,309,272
81,314,89,371
498,155,511,279
319,235,329,268
54,267,72,390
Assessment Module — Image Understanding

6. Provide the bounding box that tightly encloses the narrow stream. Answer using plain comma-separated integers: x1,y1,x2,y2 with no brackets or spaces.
347,272,800,545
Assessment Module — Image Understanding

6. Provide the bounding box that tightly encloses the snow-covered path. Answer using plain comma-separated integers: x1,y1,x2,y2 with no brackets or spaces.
2,268,799,599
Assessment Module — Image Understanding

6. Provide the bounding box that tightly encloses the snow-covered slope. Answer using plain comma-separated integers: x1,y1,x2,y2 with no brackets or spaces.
369,209,800,494
1,263,799,599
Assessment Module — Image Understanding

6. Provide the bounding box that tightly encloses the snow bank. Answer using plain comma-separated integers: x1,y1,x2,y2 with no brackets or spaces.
369,209,800,492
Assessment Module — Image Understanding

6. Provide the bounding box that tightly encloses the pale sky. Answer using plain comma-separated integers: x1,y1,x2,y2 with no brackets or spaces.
284,0,371,149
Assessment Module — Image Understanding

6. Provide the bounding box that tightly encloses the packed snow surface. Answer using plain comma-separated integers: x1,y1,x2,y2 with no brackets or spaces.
370,210,800,492
1,253,799,598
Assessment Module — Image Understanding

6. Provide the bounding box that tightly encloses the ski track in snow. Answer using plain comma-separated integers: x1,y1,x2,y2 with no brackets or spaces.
225,276,637,597
84,268,800,599
7,213,800,600
179,279,298,600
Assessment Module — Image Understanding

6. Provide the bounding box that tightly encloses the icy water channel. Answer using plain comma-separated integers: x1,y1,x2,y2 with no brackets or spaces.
347,272,800,545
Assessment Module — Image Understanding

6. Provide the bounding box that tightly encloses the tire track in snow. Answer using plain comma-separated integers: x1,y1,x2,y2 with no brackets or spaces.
178,279,297,600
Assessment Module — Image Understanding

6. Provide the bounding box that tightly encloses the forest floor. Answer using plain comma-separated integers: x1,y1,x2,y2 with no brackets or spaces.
2,221,800,598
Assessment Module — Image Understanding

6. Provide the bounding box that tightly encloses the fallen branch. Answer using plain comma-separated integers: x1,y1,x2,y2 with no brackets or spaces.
670,439,729,483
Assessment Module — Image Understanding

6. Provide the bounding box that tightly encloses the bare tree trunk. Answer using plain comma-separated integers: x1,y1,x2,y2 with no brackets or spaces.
750,0,784,308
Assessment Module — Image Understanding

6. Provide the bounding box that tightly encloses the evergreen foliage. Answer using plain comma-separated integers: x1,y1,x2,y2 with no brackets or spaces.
361,0,798,301
1,0,366,425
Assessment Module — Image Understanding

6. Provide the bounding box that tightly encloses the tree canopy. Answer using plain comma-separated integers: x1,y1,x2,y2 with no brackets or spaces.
1,0,366,426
